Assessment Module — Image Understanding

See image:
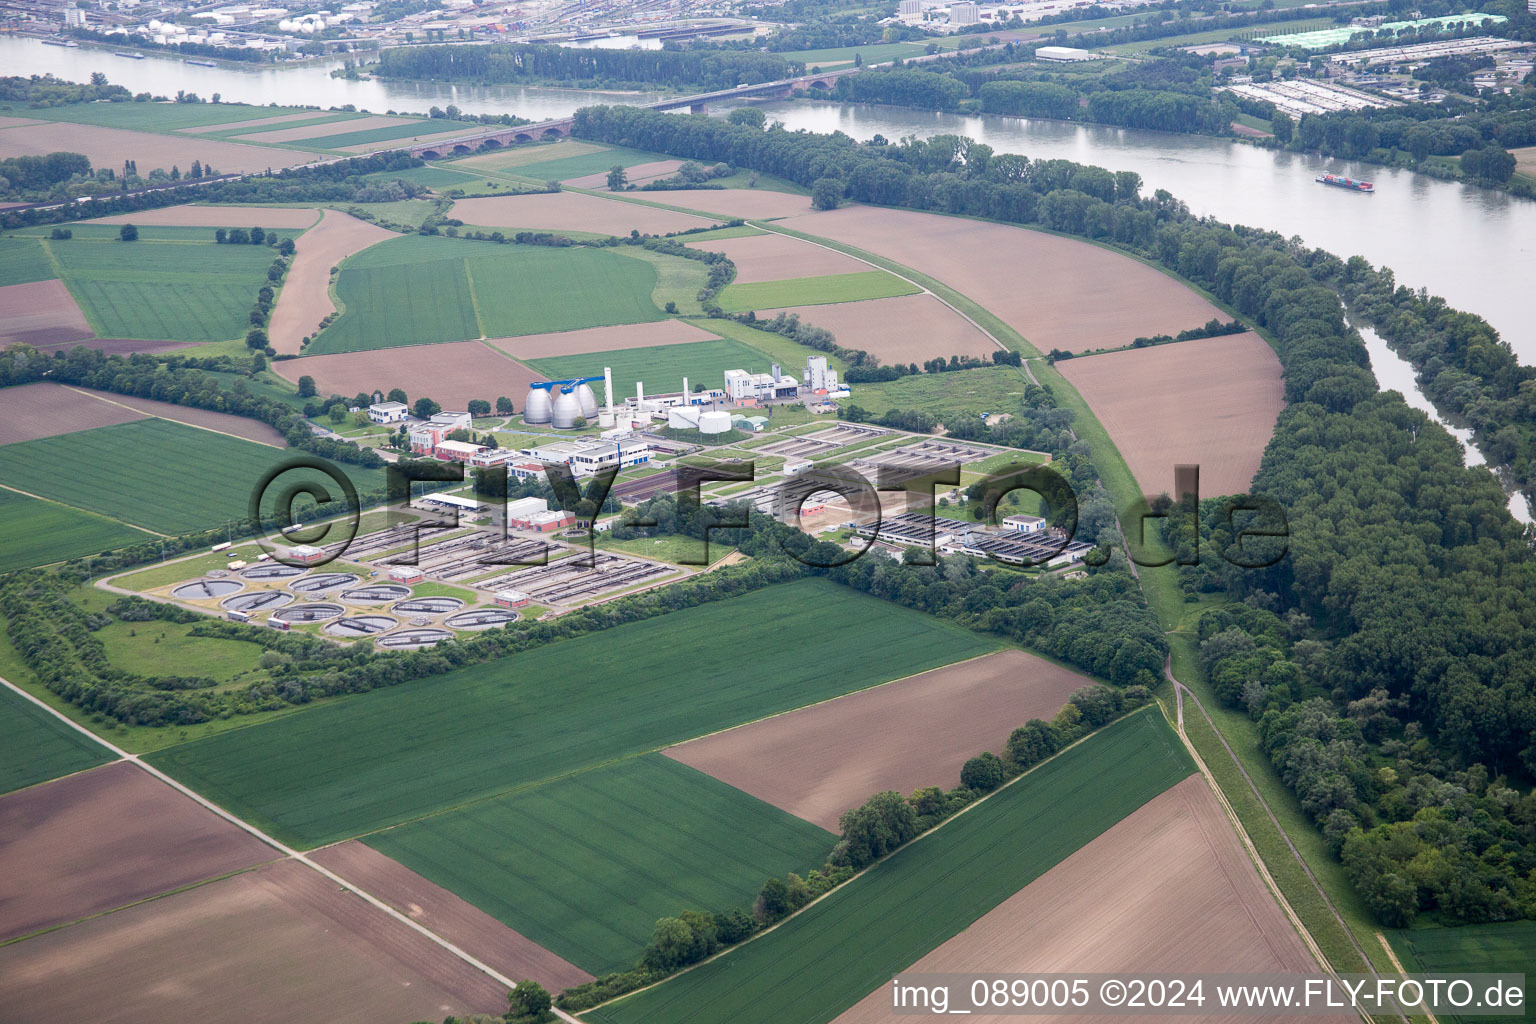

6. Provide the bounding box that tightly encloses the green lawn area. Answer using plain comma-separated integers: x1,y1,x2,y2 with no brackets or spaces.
1388,922,1536,1023
368,164,486,191
586,710,1195,1024
43,232,285,343
0,486,148,571
0,235,58,286
596,532,736,565
610,246,712,315
0,683,114,797
0,419,384,535
674,225,765,242
146,578,998,847
526,336,776,401
779,41,943,67
113,544,265,591
308,234,663,353
4,100,335,132
846,366,1029,417
716,270,920,313
93,620,265,685
368,754,834,975
698,317,850,374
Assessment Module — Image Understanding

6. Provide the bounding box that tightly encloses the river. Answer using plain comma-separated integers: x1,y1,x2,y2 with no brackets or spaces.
5,37,1530,515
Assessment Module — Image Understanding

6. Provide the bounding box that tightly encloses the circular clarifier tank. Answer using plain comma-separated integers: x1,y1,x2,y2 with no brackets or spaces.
172,579,243,600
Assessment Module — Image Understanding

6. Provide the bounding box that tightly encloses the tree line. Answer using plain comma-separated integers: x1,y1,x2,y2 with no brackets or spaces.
373,44,800,91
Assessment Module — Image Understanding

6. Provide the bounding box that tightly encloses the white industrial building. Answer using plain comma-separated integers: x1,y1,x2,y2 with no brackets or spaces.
409,411,473,454
949,1,979,24
368,400,409,424
518,437,651,477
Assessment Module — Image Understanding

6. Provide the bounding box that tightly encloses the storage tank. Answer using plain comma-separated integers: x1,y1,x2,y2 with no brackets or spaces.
551,388,582,429
698,410,732,435
575,382,598,419
523,386,552,424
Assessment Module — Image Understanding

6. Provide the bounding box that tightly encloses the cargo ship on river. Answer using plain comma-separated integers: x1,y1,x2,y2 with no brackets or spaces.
1316,173,1374,193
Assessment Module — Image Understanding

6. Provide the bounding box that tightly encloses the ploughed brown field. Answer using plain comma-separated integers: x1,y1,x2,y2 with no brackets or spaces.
564,159,684,189
689,232,865,283
175,111,338,135
484,318,717,360
313,841,594,992
268,209,395,355
832,775,1328,1024
71,386,290,446
84,204,323,228
450,192,714,236
0,279,93,350
779,206,1225,355
0,382,146,444
0,761,275,942
665,650,1089,831
234,114,428,144
0,858,508,1023
275,341,543,409
0,121,315,174
1055,333,1285,498
647,188,814,220
760,293,996,364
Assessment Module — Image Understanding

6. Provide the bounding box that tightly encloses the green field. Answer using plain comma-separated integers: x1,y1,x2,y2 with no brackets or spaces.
1388,922,1536,1023
0,419,383,534
846,365,1028,417
0,683,113,797
17,223,303,243
779,41,946,67
368,754,835,974
44,233,286,342
94,620,265,685
698,317,850,374
526,336,776,400
292,119,483,151
483,145,677,183
4,100,341,132
716,270,921,313
586,710,1195,1024
308,235,663,353
675,225,765,242
0,486,148,571
147,579,998,847
0,236,57,286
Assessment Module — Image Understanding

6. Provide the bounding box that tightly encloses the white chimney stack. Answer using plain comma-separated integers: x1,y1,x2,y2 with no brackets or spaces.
682,376,689,402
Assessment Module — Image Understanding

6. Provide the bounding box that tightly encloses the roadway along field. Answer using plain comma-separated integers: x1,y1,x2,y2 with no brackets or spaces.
274,341,544,410
630,189,814,221
267,209,395,355
146,579,999,847
311,840,596,992
0,683,112,796
0,382,144,444
715,270,921,312
0,418,385,534
583,710,1197,1024
527,336,776,400
43,229,298,343
778,206,1227,355
831,773,1323,1023
68,387,289,445
0,486,149,572
0,761,276,942
685,231,864,283
0,859,508,1023
664,649,1090,831
757,293,997,364
1055,333,1285,497
306,234,664,354
0,279,94,350
367,754,836,975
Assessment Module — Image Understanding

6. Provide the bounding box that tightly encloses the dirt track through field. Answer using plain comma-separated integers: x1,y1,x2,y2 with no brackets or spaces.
485,318,717,360
84,204,322,228
1055,333,1284,497
0,859,509,1023
688,231,864,283
832,774,1330,1024
0,120,314,174
268,208,395,355
0,382,145,444
0,279,94,351
70,387,289,446
312,841,595,992
274,341,544,409
778,206,1226,355
451,191,714,235
665,650,1088,831
761,293,996,364
0,761,276,942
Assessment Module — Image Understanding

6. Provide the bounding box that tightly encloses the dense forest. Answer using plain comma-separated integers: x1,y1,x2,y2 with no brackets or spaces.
573,105,1536,925
373,44,799,90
